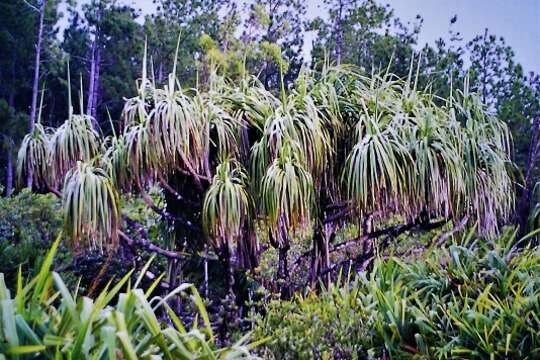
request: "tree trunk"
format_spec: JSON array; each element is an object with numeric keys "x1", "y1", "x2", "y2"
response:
[
  {"x1": 481, "y1": 29, "x2": 489, "y2": 105},
  {"x1": 277, "y1": 246, "x2": 290, "y2": 298},
  {"x1": 168, "y1": 257, "x2": 182, "y2": 314},
  {"x1": 92, "y1": 46, "x2": 101, "y2": 124},
  {"x1": 27, "y1": 0, "x2": 48, "y2": 190},
  {"x1": 516, "y1": 115, "x2": 540, "y2": 233},
  {"x1": 29, "y1": 0, "x2": 47, "y2": 132},
  {"x1": 204, "y1": 244, "x2": 209, "y2": 298},
  {"x1": 220, "y1": 242, "x2": 235, "y2": 296},
  {"x1": 269, "y1": 216, "x2": 291, "y2": 298},
  {"x1": 8, "y1": 91, "x2": 15, "y2": 112},
  {"x1": 310, "y1": 192, "x2": 335, "y2": 287},
  {"x1": 158, "y1": 62, "x2": 164, "y2": 84},
  {"x1": 87, "y1": 35, "x2": 96, "y2": 115},
  {"x1": 87, "y1": 5, "x2": 102, "y2": 128},
  {"x1": 237, "y1": 222, "x2": 259, "y2": 270},
  {"x1": 6, "y1": 90, "x2": 15, "y2": 196},
  {"x1": 310, "y1": 223, "x2": 332, "y2": 287},
  {"x1": 5, "y1": 140, "x2": 13, "y2": 196},
  {"x1": 162, "y1": 173, "x2": 207, "y2": 305},
  {"x1": 335, "y1": 0, "x2": 344, "y2": 65}
]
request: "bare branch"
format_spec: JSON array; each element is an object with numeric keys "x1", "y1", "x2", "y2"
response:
[
  {"x1": 119, "y1": 230, "x2": 186, "y2": 260},
  {"x1": 158, "y1": 174, "x2": 198, "y2": 207},
  {"x1": 23, "y1": 0, "x2": 40, "y2": 12},
  {"x1": 176, "y1": 167, "x2": 211, "y2": 183},
  {"x1": 330, "y1": 219, "x2": 447, "y2": 254},
  {"x1": 47, "y1": 185, "x2": 62, "y2": 198},
  {"x1": 291, "y1": 217, "x2": 448, "y2": 274},
  {"x1": 323, "y1": 206, "x2": 353, "y2": 224},
  {"x1": 139, "y1": 190, "x2": 201, "y2": 232},
  {"x1": 433, "y1": 216, "x2": 469, "y2": 247},
  {"x1": 303, "y1": 218, "x2": 450, "y2": 286}
]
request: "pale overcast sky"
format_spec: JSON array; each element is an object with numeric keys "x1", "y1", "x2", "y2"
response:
[
  {"x1": 386, "y1": 0, "x2": 539, "y2": 73},
  {"x1": 68, "y1": 0, "x2": 540, "y2": 73}
]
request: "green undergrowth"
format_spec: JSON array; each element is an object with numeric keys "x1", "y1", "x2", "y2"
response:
[
  {"x1": 0, "y1": 236, "x2": 263, "y2": 359},
  {"x1": 255, "y1": 228, "x2": 540, "y2": 359}
]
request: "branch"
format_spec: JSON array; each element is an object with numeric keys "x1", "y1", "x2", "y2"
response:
[
  {"x1": 324, "y1": 201, "x2": 351, "y2": 211},
  {"x1": 120, "y1": 218, "x2": 217, "y2": 264},
  {"x1": 304, "y1": 220, "x2": 448, "y2": 286},
  {"x1": 118, "y1": 230, "x2": 186, "y2": 260},
  {"x1": 47, "y1": 180, "x2": 200, "y2": 240},
  {"x1": 47, "y1": 185, "x2": 62, "y2": 198},
  {"x1": 116, "y1": 236, "x2": 172, "y2": 291},
  {"x1": 291, "y1": 217, "x2": 447, "y2": 273},
  {"x1": 176, "y1": 167, "x2": 211, "y2": 183},
  {"x1": 158, "y1": 174, "x2": 198, "y2": 207},
  {"x1": 139, "y1": 190, "x2": 201, "y2": 232},
  {"x1": 331, "y1": 218, "x2": 447, "y2": 254},
  {"x1": 312, "y1": 258, "x2": 356, "y2": 284},
  {"x1": 305, "y1": 218, "x2": 451, "y2": 286},
  {"x1": 144, "y1": 270, "x2": 170, "y2": 289},
  {"x1": 432, "y1": 216, "x2": 469, "y2": 247},
  {"x1": 323, "y1": 206, "x2": 353, "y2": 224},
  {"x1": 23, "y1": 0, "x2": 40, "y2": 12},
  {"x1": 175, "y1": 152, "x2": 211, "y2": 190},
  {"x1": 45, "y1": 181, "x2": 202, "y2": 258},
  {"x1": 123, "y1": 216, "x2": 149, "y2": 239}
]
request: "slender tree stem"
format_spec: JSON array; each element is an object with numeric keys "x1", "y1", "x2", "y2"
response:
[
  {"x1": 29, "y1": 0, "x2": 47, "y2": 132},
  {"x1": 515, "y1": 115, "x2": 540, "y2": 234},
  {"x1": 27, "y1": 0, "x2": 48, "y2": 189},
  {"x1": 5, "y1": 140, "x2": 13, "y2": 196}
]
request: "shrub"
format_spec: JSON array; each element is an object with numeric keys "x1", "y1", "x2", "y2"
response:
[
  {"x1": 255, "y1": 229, "x2": 540, "y2": 359},
  {"x1": 0, "y1": 236, "x2": 261, "y2": 359},
  {"x1": 254, "y1": 275, "x2": 371, "y2": 359},
  {"x1": 0, "y1": 190, "x2": 64, "y2": 285}
]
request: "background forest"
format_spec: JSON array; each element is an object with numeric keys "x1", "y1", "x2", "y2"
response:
[{"x1": 0, "y1": 0, "x2": 540, "y2": 358}]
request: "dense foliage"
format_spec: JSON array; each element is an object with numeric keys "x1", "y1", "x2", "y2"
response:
[
  {"x1": 0, "y1": 190, "x2": 63, "y2": 285},
  {"x1": 255, "y1": 229, "x2": 540, "y2": 359},
  {"x1": 15, "y1": 59, "x2": 516, "y2": 293},
  {"x1": 0, "y1": 236, "x2": 260, "y2": 359}
]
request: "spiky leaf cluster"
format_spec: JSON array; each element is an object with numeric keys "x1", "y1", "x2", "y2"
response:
[{"x1": 17, "y1": 60, "x2": 514, "y2": 251}]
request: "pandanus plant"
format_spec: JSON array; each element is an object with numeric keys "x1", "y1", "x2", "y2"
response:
[
  {"x1": 16, "y1": 88, "x2": 54, "y2": 189},
  {"x1": 17, "y1": 45, "x2": 514, "y2": 301},
  {"x1": 17, "y1": 74, "x2": 110, "y2": 253},
  {"x1": 16, "y1": 122, "x2": 51, "y2": 189},
  {"x1": 261, "y1": 142, "x2": 314, "y2": 289},
  {"x1": 62, "y1": 162, "x2": 120, "y2": 252},
  {"x1": 202, "y1": 159, "x2": 253, "y2": 295}
]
